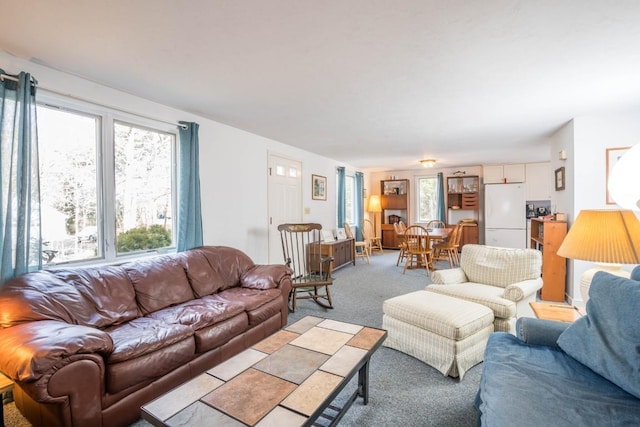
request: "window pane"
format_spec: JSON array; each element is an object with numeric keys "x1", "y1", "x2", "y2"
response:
[
  {"x1": 418, "y1": 177, "x2": 438, "y2": 222},
  {"x1": 114, "y1": 122, "x2": 174, "y2": 254},
  {"x1": 38, "y1": 105, "x2": 100, "y2": 264},
  {"x1": 345, "y1": 176, "x2": 355, "y2": 224}
]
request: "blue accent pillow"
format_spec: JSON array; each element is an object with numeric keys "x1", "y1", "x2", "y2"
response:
[
  {"x1": 631, "y1": 265, "x2": 640, "y2": 281},
  {"x1": 557, "y1": 271, "x2": 640, "y2": 399}
]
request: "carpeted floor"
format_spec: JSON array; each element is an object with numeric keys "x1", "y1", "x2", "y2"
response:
[{"x1": 4, "y1": 251, "x2": 482, "y2": 426}]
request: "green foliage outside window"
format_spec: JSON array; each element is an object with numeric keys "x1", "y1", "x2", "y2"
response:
[{"x1": 117, "y1": 225, "x2": 172, "y2": 253}]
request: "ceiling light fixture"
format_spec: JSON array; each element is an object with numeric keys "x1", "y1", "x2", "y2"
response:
[{"x1": 420, "y1": 159, "x2": 436, "y2": 168}]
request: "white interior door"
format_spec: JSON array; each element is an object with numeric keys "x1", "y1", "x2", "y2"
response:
[{"x1": 268, "y1": 154, "x2": 302, "y2": 263}]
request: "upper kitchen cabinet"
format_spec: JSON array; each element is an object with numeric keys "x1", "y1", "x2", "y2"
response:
[
  {"x1": 483, "y1": 164, "x2": 525, "y2": 184},
  {"x1": 525, "y1": 162, "x2": 551, "y2": 200}
]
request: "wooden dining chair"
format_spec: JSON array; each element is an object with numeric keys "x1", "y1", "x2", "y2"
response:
[
  {"x1": 402, "y1": 225, "x2": 434, "y2": 277},
  {"x1": 278, "y1": 223, "x2": 334, "y2": 312},
  {"x1": 362, "y1": 219, "x2": 384, "y2": 254},
  {"x1": 426, "y1": 219, "x2": 447, "y2": 246},
  {"x1": 393, "y1": 222, "x2": 407, "y2": 266},
  {"x1": 433, "y1": 223, "x2": 463, "y2": 268},
  {"x1": 344, "y1": 222, "x2": 370, "y2": 264}
]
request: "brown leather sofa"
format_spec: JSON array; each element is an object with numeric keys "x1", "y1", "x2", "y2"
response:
[{"x1": 0, "y1": 246, "x2": 292, "y2": 427}]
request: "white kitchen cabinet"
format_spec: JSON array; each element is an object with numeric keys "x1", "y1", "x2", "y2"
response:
[
  {"x1": 483, "y1": 164, "x2": 525, "y2": 184},
  {"x1": 525, "y1": 162, "x2": 551, "y2": 200}
]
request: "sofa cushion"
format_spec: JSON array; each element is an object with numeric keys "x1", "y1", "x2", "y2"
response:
[
  {"x1": 0, "y1": 271, "x2": 91, "y2": 327},
  {"x1": 148, "y1": 298, "x2": 245, "y2": 331},
  {"x1": 208, "y1": 287, "x2": 281, "y2": 311},
  {"x1": 477, "y1": 332, "x2": 640, "y2": 426},
  {"x1": 194, "y1": 313, "x2": 248, "y2": 353},
  {"x1": 106, "y1": 337, "x2": 195, "y2": 394},
  {"x1": 241, "y1": 264, "x2": 290, "y2": 290},
  {"x1": 197, "y1": 246, "x2": 255, "y2": 291},
  {"x1": 124, "y1": 256, "x2": 195, "y2": 314},
  {"x1": 425, "y1": 283, "x2": 516, "y2": 319},
  {"x1": 175, "y1": 249, "x2": 226, "y2": 297},
  {"x1": 104, "y1": 317, "x2": 194, "y2": 363},
  {"x1": 460, "y1": 244, "x2": 541, "y2": 288},
  {"x1": 557, "y1": 271, "x2": 640, "y2": 400},
  {"x1": 51, "y1": 266, "x2": 139, "y2": 328}
]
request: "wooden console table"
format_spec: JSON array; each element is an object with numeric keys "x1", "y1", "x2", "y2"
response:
[{"x1": 320, "y1": 238, "x2": 355, "y2": 272}]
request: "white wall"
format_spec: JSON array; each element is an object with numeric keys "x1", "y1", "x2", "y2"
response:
[
  {"x1": 1, "y1": 51, "x2": 354, "y2": 264},
  {"x1": 550, "y1": 111, "x2": 640, "y2": 305}
]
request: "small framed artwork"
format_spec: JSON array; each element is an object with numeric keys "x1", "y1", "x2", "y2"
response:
[
  {"x1": 321, "y1": 230, "x2": 335, "y2": 242},
  {"x1": 335, "y1": 228, "x2": 347, "y2": 240},
  {"x1": 312, "y1": 174, "x2": 327, "y2": 201},
  {"x1": 606, "y1": 146, "x2": 630, "y2": 204},
  {"x1": 555, "y1": 167, "x2": 565, "y2": 191}
]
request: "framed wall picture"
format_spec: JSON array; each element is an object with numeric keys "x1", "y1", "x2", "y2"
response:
[
  {"x1": 335, "y1": 228, "x2": 347, "y2": 240},
  {"x1": 606, "y1": 146, "x2": 630, "y2": 204},
  {"x1": 554, "y1": 167, "x2": 565, "y2": 191},
  {"x1": 312, "y1": 174, "x2": 327, "y2": 200}
]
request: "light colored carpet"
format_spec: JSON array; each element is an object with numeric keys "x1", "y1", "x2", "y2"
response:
[{"x1": 4, "y1": 251, "x2": 482, "y2": 426}]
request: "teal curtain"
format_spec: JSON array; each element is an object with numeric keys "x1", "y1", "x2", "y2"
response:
[
  {"x1": 177, "y1": 121, "x2": 203, "y2": 251},
  {"x1": 436, "y1": 172, "x2": 446, "y2": 223},
  {"x1": 354, "y1": 171, "x2": 364, "y2": 241},
  {"x1": 337, "y1": 167, "x2": 345, "y2": 229},
  {"x1": 0, "y1": 70, "x2": 41, "y2": 284},
  {"x1": 336, "y1": 166, "x2": 347, "y2": 234}
]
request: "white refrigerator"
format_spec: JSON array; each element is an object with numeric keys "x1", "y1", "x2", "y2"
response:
[{"x1": 484, "y1": 183, "x2": 527, "y2": 249}]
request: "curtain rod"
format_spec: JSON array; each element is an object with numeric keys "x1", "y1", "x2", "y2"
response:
[
  {"x1": 40, "y1": 87, "x2": 189, "y2": 130},
  {"x1": 0, "y1": 72, "x2": 37, "y2": 85},
  {"x1": 2, "y1": 72, "x2": 188, "y2": 130}
]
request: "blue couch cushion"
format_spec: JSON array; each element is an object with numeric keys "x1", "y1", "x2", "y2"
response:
[
  {"x1": 557, "y1": 271, "x2": 640, "y2": 400},
  {"x1": 477, "y1": 333, "x2": 640, "y2": 426}
]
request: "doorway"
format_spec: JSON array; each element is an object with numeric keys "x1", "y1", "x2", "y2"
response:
[{"x1": 268, "y1": 154, "x2": 302, "y2": 263}]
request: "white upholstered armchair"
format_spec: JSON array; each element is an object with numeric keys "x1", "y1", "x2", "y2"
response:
[{"x1": 428, "y1": 244, "x2": 543, "y2": 333}]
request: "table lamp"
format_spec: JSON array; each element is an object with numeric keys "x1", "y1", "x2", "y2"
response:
[
  {"x1": 557, "y1": 210, "x2": 640, "y2": 302},
  {"x1": 367, "y1": 195, "x2": 382, "y2": 236}
]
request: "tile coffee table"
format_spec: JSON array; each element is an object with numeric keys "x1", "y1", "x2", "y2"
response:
[{"x1": 141, "y1": 316, "x2": 387, "y2": 426}]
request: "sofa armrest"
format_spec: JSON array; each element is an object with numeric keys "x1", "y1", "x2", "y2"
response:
[
  {"x1": 502, "y1": 278, "x2": 543, "y2": 302},
  {"x1": 516, "y1": 317, "x2": 570, "y2": 348},
  {"x1": 0, "y1": 320, "x2": 113, "y2": 382},
  {"x1": 431, "y1": 268, "x2": 468, "y2": 285},
  {"x1": 240, "y1": 264, "x2": 292, "y2": 290}
]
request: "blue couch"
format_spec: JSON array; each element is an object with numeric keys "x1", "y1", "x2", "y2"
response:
[{"x1": 476, "y1": 267, "x2": 640, "y2": 427}]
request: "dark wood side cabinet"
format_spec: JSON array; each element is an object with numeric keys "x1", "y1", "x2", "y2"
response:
[{"x1": 318, "y1": 238, "x2": 355, "y2": 272}]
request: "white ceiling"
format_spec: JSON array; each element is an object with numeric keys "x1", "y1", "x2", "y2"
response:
[{"x1": 2, "y1": 1, "x2": 640, "y2": 171}]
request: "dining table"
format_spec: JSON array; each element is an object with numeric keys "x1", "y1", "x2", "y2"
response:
[{"x1": 401, "y1": 226, "x2": 453, "y2": 271}]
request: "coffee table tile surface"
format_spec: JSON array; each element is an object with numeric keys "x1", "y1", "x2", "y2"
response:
[
  {"x1": 253, "y1": 344, "x2": 329, "y2": 384},
  {"x1": 284, "y1": 315, "x2": 324, "y2": 334},
  {"x1": 202, "y1": 368, "x2": 297, "y2": 425},
  {"x1": 165, "y1": 401, "x2": 243, "y2": 427},
  {"x1": 348, "y1": 327, "x2": 387, "y2": 350},
  {"x1": 289, "y1": 326, "x2": 354, "y2": 355},
  {"x1": 280, "y1": 370, "x2": 343, "y2": 416},
  {"x1": 207, "y1": 348, "x2": 268, "y2": 381},
  {"x1": 317, "y1": 318, "x2": 364, "y2": 335},
  {"x1": 142, "y1": 373, "x2": 223, "y2": 421},
  {"x1": 141, "y1": 316, "x2": 387, "y2": 427},
  {"x1": 320, "y1": 345, "x2": 368, "y2": 377},
  {"x1": 254, "y1": 406, "x2": 307, "y2": 427},
  {"x1": 252, "y1": 329, "x2": 300, "y2": 354}
]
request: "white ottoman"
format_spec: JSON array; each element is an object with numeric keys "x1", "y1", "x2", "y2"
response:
[{"x1": 382, "y1": 291, "x2": 494, "y2": 379}]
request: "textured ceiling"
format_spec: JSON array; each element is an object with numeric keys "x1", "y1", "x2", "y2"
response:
[{"x1": 2, "y1": 1, "x2": 640, "y2": 170}]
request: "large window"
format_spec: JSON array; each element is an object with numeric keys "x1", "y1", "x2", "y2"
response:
[
  {"x1": 37, "y1": 96, "x2": 176, "y2": 265},
  {"x1": 344, "y1": 175, "x2": 355, "y2": 225},
  {"x1": 417, "y1": 176, "x2": 438, "y2": 222}
]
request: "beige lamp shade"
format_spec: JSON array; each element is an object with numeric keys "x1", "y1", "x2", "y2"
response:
[
  {"x1": 557, "y1": 210, "x2": 640, "y2": 264},
  {"x1": 557, "y1": 210, "x2": 640, "y2": 302},
  {"x1": 368, "y1": 195, "x2": 382, "y2": 213}
]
